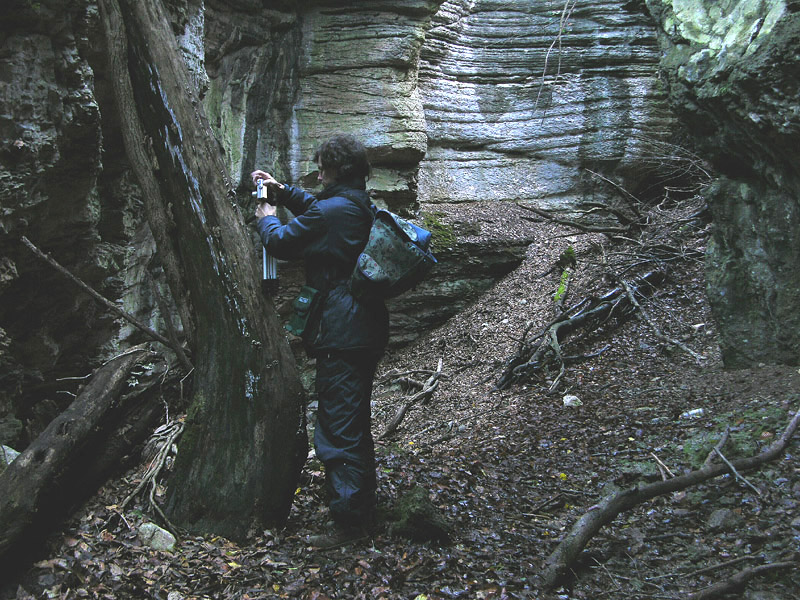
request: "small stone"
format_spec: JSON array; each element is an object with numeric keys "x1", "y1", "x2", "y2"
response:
[
  {"x1": 707, "y1": 508, "x2": 743, "y2": 532},
  {"x1": 138, "y1": 522, "x2": 177, "y2": 552}
]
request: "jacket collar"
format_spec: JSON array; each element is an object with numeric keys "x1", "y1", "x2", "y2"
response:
[{"x1": 317, "y1": 180, "x2": 367, "y2": 200}]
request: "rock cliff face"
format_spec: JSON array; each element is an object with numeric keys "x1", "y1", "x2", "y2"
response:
[
  {"x1": 1, "y1": 0, "x2": 798, "y2": 445},
  {"x1": 418, "y1": 0, "x2": 675, "y2": 208},
  {"x1": 645, "y1": 0, "x2": 800, "y2": 366},
  {"x1": 204, "y1": 0, "x2": 677, "y2": 351}
]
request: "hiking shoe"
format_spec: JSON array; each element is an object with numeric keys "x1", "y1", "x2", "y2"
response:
[{"x1": 307, "y1": 523, "x2": 369, "y2": 549}]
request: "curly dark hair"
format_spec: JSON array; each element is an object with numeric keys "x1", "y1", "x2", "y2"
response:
[{"x1": 313, "y1": 134, "x2": 371, "y2": 183}]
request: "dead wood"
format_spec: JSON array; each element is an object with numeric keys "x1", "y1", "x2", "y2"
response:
[
  {"x1": 496, "y1": 271, "x2": 664, "y2": 391},
  {"x1": 622, "y1": 278, "x2": 705, "y2": 362},
  {"x1": 0, "y1": 347, "x2": 166, "y2": 572},
  {"x1": 378, "y1": 359, "x2": 443, "y2": 440},
  {"x1": 541, "y1": 407, "x2": 800, "y2": 588},
  {"x1": 686, "y1": 560, "x2": 797, "y2": 599},
  {"x1": 515, "y1": 203, "x2": 629, "y2": 235}
]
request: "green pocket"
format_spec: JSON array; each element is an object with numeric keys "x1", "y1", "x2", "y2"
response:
[{"x1": 285, "y1": 285, "x2": 319, "y2": 337}]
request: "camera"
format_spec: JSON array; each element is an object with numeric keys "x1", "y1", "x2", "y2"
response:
[{"x1": 252, "y1": 178, "x2": 279, "y2": 205}]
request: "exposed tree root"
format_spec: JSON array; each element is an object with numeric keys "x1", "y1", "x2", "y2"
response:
[
  {"x1": 541, "y1": 407, "x2": 800, "y2": 589},
  {"x1": 496, "y1": 271, "x2": 665, "y2": 391},
  {"x1": 121, "y1": 418, "x2": 185, "y2": 535}
]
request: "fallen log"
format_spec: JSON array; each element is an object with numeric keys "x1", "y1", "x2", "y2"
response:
[
  {"x1": 0, "y1": 346, "x2": 166, "y2": 576},
  {"x1": 541, "y1": 407, "x2": 800, "y2": 588}
]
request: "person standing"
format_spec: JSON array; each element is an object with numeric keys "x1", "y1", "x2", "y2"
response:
[{"x1": 251, "y1": 134, "x2": 389, "y2": 547}]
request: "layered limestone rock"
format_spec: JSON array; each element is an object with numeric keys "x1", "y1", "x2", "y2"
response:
[
  {"x1": 208, "y1": 0, "x2": 678, "y2": 349},
  {"x1": 645, "y1": 0, "x2": 800, "y2": 366},
  {"x1": 1, "y1": 1, "x2": 117, "y2": 440},
  {"x1": 418, "y1": 0, "x2": 676, "y2": 208}
]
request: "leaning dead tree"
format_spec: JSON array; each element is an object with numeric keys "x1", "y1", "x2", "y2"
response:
[
  {"x1": 541, "y1": 407, "x2": 800, "y2": 589},
  {"x1": 0, "y1": 348, "x2": 167, "y2": 575},
  {"x1": 99, "y1": 0, "x2": 306, "y2": 542}
]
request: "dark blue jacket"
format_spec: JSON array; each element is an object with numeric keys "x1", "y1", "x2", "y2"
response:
[{"x1": 256, "y1": 182, "x2": 389, "y2": 354}]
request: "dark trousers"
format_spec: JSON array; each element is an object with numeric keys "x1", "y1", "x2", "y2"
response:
[{"x1": 314, "y1": 351, "x2": 379, "y2": 526}]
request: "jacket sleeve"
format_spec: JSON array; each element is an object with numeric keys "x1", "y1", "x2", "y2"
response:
[
  {"x1": 277, "y1": 185, "x2": 317, "y2": 217},
  {"x1": 256, "y1": 203, "x2": 326, "y2": 260}
]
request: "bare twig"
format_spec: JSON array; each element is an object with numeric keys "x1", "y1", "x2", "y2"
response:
[
  {"x1": 21, "y1": 236, "x2": 193, "y2": 370},
  {"x1": 713, "y1": 448, "x2": 762, "y2": 496},
  {"x1": 534, "y1": 0, "x2": 579, "y2": 116},
  {"x1": 649, "y1": 452, "x2": 675, "y2": 479},
  {"x1": 703, "y1": 427, "x2": 730, "y2": 468},
  {"x1": 378, "y1": 359, "x2": 443, "y2": 440},
  {"x1": 584, "y1": 169, "x2": 642, "y2": 218},
  {"x1": 621, "y1": 279, "x2": 705, "y2": 363}
]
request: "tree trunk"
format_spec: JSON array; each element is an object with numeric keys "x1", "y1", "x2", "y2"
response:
[
  {"x1": 0, "y1": 348, "x2": 162, "y2": 576},
  {"x1": 99, "y1": 0, "x2": 307, "y2": 542}
]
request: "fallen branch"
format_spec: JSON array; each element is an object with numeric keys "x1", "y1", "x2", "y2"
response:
[
  {"x1": 687, "y1": 560, "x2": 797, "y2": 599},
  {"x1": 0, "y1": 347, "x2": 164, "y2": 574},
  {"x1": 541, "y1": 407, "x2": 800, "y2": 588},
  {"x1": 622, "y1": 279, "x2": 705, "y2": 363},
  {"x1": 21, "y1": 236, "x2": 193, "y2": 371},
  {"x1": 496, "y1": 272, "x2": 664, "y2": 390},
  {"x1": 515, "y1": 203, "x2": 629, "y2": 235},
  {"x1": 378, "y1": 359, "x2": 443, "y2": 440}
]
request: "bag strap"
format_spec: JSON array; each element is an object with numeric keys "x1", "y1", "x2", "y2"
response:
[{"x1": 337, "y1": 189, "x2": 376, "y2": 223}]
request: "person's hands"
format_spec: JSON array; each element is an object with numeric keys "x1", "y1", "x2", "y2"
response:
[
  {"x1": 251, "y1": 170, "x2": 283, "y2": 219},
  {"x1": 255, "y1": 201, "x2": 277, "y2": 219},
  {"x1": 250, "y1": 170, "x2": 283, "y2": 190}
]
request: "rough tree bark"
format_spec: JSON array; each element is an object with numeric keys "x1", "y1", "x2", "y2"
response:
[
  {"x1": 99, "y1": 0, "x2": 306, "y2": 542},
  {"x1": 0, "y1": 348, "x2": 164, "y2": 577}
]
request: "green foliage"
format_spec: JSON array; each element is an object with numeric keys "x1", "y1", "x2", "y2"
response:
[
  {"x1": 556, "y1": 246, "x2": 576, "y2": 269},
  {"x1": 421, "y1": 211, "x2": 457, "y2": 250},
  {"x1": 553, "y1": 268, "x2": 571, "y2": 302}
]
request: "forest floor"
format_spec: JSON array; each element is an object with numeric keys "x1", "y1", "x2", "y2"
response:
[{"x1": 5, "y1": 200, "x2": 800, "y2": 600}]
